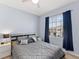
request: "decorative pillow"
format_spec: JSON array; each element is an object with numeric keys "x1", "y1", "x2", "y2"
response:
[
  {"x1": 28, "y1": 37, "x2": 35, "y2": 43},
  {"x1": 20, "y1": 39, "x2": 28, "y2": 45},
  {"x1": 31, "y1": 36, "x2": 37, "y2": 42},
  {"x1": 37, "y1": 37, "x2": 42, "y2": 41}
]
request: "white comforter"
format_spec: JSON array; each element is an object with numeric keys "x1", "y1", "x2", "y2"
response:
[{"x1": 12, "y1": 41, "x2": 64, "y2": 59}]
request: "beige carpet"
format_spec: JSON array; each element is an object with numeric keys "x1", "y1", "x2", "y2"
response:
[
  {"x1": 2, "y1": 54, "x2": 79, "y2": 59},
  {"x1": 64, "y1": 53, "x2": 79, "y2": 59}
]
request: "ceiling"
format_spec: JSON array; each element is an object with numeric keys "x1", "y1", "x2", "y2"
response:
[{"x1": 0, "y1": 0, "x2": 78, "y2": 16}]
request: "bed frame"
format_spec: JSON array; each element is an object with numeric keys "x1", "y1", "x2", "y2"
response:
[{"x1": 11, "y1": 34, "x2": 65, "y2": 59}]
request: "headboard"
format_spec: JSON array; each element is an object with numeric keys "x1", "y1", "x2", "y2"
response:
[{"x1": 11, "y1": 34, "x2": 35, "y2": 41}]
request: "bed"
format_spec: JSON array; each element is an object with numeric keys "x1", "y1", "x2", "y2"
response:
[{"x1": 12, "y1": 41, "x2": 65, "y2": 59}]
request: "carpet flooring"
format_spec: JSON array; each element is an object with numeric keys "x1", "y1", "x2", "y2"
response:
[{"x1": 2, "y1": 53, "x2": 79, "y2": 59}]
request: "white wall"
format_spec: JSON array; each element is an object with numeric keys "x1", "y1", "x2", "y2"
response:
[
  {"x1": 39, "y1": 1, "x2": 79, "y2": 54},
  {"x1": 0, "y1": 4, "x2": 39, "y2": 35}
]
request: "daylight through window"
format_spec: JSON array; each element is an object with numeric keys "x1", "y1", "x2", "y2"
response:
[{"x1": 49, "y1": 14, "x2": 63, "y2": 38}]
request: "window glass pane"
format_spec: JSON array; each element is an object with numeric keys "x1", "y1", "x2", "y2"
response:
[
  {"x1": 56, "y1": 31, "x2": 60, "y2": 37},
  {"x1": 49, "y1": 23, "x2": 53, "y2": 28},
  {"x1": 57, "y1": 15, "x2": 63, "y2": 22},
  {"x1": 60, "y1": 22, "x2": 63, "y2": 25},
  {"x1": 57, "y1": 22, "x2": 61, "y2": 26},
  {"x1": 49, "y1": 18, "x2": 53, "y2": 23},
  {"x1": 49, "y1": 14, "x2": 63, "y2": 38},
  {"x1": 52, "y1": 17, "x2": 57, "y2": 22},
  {"x1": 53, "y1": 23, "x2": 56, "y2": 28},
  {"x1": 60, "y1": 27, "x2": 63, "y2": 33}
]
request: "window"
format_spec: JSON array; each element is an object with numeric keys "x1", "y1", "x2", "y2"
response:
[{"x1": 49, "y1": 14, "x2": 63, "y2": 38}]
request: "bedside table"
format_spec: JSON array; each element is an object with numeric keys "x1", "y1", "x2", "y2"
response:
[{"x1": 0, "y1": 38, "x2": 11, "y2": 58}]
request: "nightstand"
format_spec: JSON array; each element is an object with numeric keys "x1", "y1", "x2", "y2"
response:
[{"x1": 0, "y1": 38, "x2": 11, "y2": 58}]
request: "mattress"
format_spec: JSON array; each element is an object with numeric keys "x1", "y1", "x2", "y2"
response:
[{"x1": 12, "y1": 41, "x2": 64, "y2": 59}]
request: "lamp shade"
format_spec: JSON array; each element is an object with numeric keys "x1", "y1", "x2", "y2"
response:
[{"x1": 3, "y1": 34, "x2": 10, "y2": 38}]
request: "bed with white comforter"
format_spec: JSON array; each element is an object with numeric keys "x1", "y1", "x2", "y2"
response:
[{"x1": 12, "y1": 41, "x2": 65, "y2": 59}]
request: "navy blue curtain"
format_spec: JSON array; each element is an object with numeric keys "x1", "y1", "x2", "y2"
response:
[
  {"x1": 44, "y1": 17, "x2": 50, "y2": 43},
  {"x1": 63, "y1": 10, "x2": 74, "y2": 51}
]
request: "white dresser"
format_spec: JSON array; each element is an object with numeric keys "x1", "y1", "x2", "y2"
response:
[{"x1": 0, "y1": 38, "x2": 11, "y2": 58}]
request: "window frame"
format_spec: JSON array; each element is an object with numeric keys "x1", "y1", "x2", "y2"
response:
[{"x1": 49, "y1": 14, "x2": 63, "y2": 38}]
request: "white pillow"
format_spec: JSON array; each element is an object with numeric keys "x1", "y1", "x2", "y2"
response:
[
  {"x1": 37, "y1": 37, "x2": 42, "y2": 41},
  {"x1": 31, "y1": 36, "x2": 37, "y2": 42},
  {"x1": 20, "y1": 39, "x2": 28, "y2": 45}
]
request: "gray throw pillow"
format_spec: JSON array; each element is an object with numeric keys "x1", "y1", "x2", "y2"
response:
[{"x1": 28, "y1": 37, "x2": 35, "y2": 43}]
